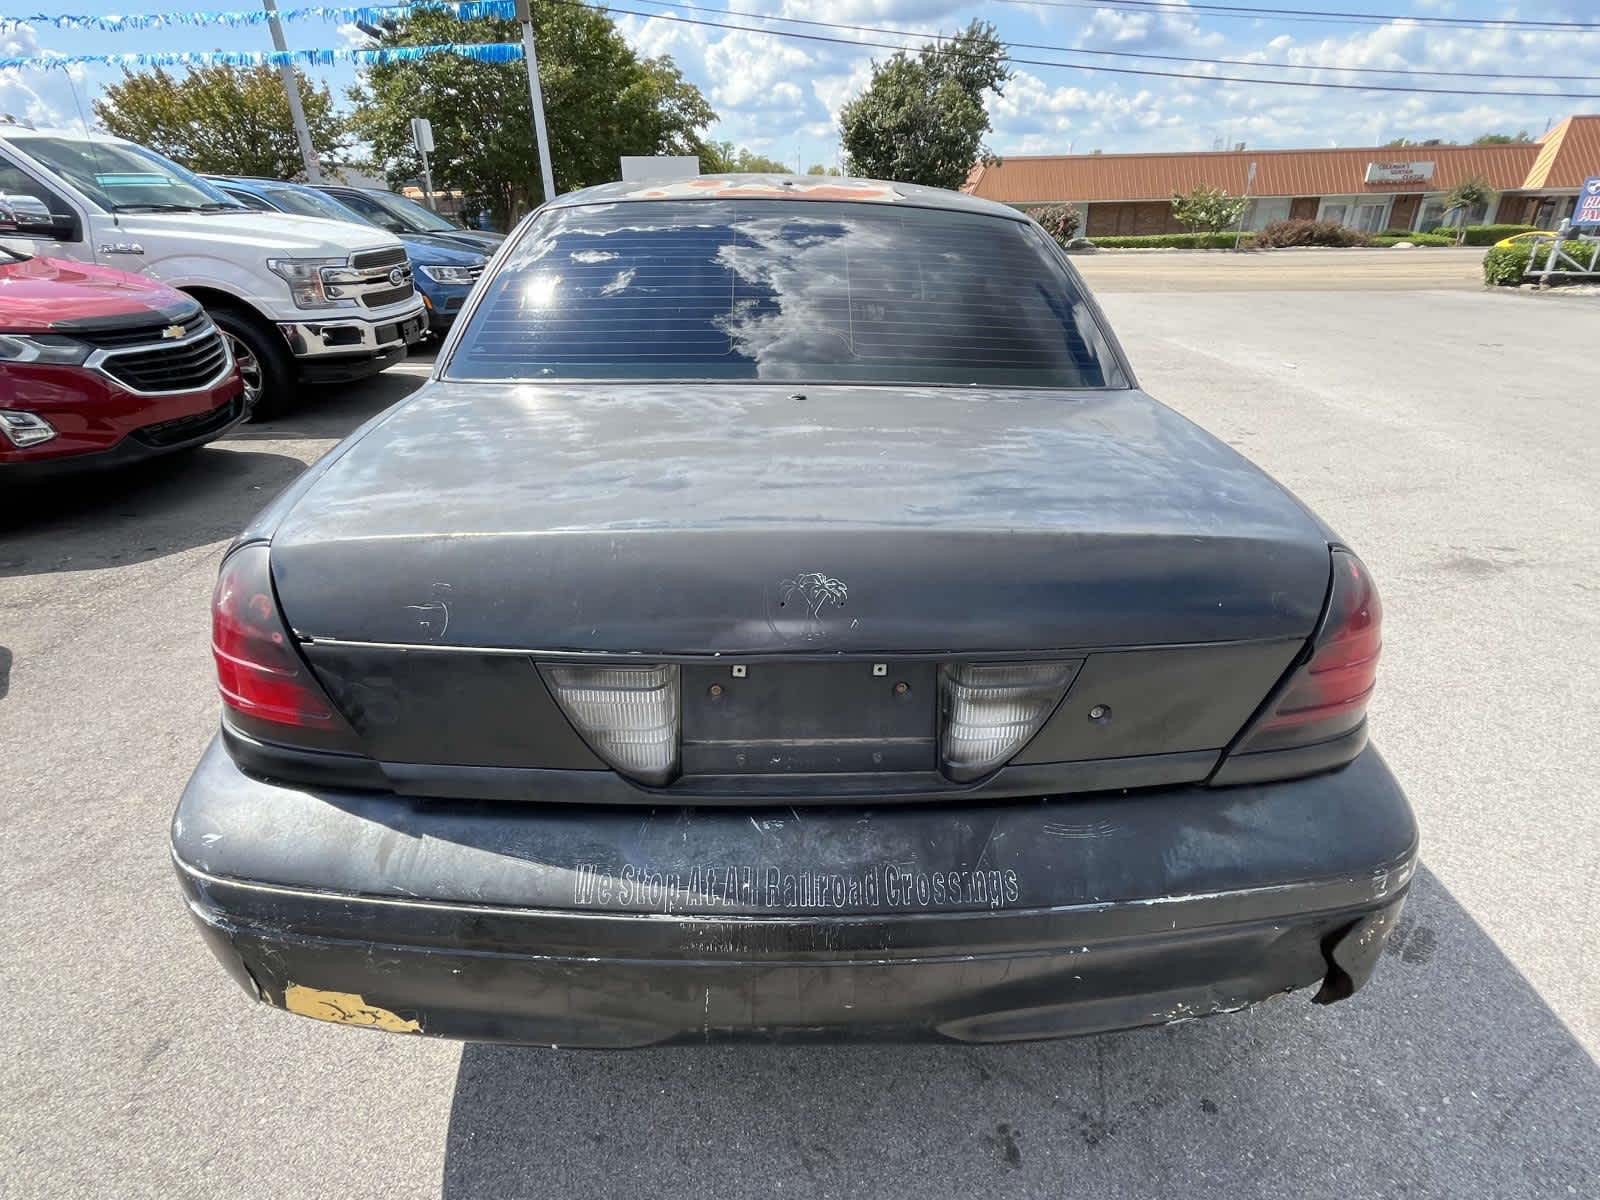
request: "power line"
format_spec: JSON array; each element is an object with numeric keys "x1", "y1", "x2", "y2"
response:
[
  {"x1": 980, "y1": 0, "x2": 1600, "y2": 34},
  {"x1": 610, "y1": 0, "x2": 1600, "y2": 83},
  {"x1": 580, "y1": 1, "x2": 1600, "y2": 99}
]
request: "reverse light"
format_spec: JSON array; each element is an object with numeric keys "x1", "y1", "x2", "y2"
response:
[
  {"x1": 266, "y1": 257, "x2": 358, "y2": 310},
  {"x1": 0, "y1": 410, "x2": 58, "y2": 448},
  {"x1": 1233, "y1": 549, "x2": 1381, "y2": 754},
  {"x1": 212, "y1": 543, "x2": 360, "y2": 751},
  {"x1": 939, "y1": 661, "x2": 1081, "y2": 782},
  {"x1": 541, "y1": 664, "x2": 680, "y2": 785}
]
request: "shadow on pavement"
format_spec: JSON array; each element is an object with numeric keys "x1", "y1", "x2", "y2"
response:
[
  {"x1": 0, "y1": 447, "x2": 309, "y2": 577},
  {"x1": 441, "y1": 865, "x2": 1597, "y2": 1199},
  {"x1": 223, "y1": 359, "x2": 431, "y2": 444},
  {"x1": 0, "y1": 360, "x2": 432, "y2": 577}
]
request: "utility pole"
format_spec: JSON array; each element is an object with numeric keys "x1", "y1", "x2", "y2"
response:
[
  {"x1": 262, "y1": 0, "x2": 322, "y2": 182},
  {"x1": 514, "y1": 0, "x2": 558, "y2": 206}
]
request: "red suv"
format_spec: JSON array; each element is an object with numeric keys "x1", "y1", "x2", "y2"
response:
[{"x1": 0, "y1": 244, "x2": 245, "y2": 479}]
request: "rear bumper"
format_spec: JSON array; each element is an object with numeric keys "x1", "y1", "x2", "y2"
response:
[{"x1": 173, "y1": 739, "x2": 1417, "y2": 1046}]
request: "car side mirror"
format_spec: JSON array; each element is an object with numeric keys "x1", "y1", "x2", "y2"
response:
[{"x1": 0, "y1": 193, "x2": 63, "y2": 237}]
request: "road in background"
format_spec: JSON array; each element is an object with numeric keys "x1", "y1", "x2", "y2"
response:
[{"x1": 3, "y1": 285, "x2": 1597, "y2": 1199}]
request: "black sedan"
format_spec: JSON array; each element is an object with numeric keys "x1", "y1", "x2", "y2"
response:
[{"x1": 173, "y1": 176, "x2": 1415, "y2": 1047}]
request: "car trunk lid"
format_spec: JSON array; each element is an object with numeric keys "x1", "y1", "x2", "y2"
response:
[{"x1": 269, "y1": 381, "x2": 1333, "y2": 654}]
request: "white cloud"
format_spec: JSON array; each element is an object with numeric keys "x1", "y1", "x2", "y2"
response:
[
  {"x1": 704, "y1": 30, "x2": 814, "y2": 110},
  {"x1": 0, "y1": 30, "x2": 96, "y2": 131},
  {"x1": 777, "y1": 0, "x2": 973, "y2": 25},
  {"x1": 336, "y1": 22, "x2": 375, "y2": 50},
  {"x1": 1074, "y1": 1, "x2": 1224, "y2": 52},
  {"x1": 989, "y1": 70, "x2": 1186, "y2": 153}
]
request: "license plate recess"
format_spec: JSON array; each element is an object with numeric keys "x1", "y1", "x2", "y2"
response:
[{"x1": 680, "y1": 661, "x2": 936, "y2": 774}]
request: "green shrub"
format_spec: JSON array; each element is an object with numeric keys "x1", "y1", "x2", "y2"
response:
[
  {"x1": 1458, "y1": 223, "x2": 1540, "y2": 246},
  {"x1": 1086, "y1": 232, "x2": 1250, "y2": 249},
  {"x1": 1256, "y1": 219, "x2": 1370, "y2": 248},
  {"x1": 1482, "y1": 239, "x2": 1600, "y2": 285},
  {"x1": 1377, "y1": 230, "x2": 1455, "y2": 245},
  {"x1": 1482, "y1": 245, "x2": 1531, "y2": 285},
  {"x1": 1370, "y1": 232, "x2": 1455, "y2": 247}
]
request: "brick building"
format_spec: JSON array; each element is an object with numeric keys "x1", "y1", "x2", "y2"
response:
[{"x1": 963, "y1": 114, "x2": 1600, "y2": 236}]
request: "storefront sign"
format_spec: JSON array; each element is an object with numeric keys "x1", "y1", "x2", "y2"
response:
[
  {"x1": 1576, "y1": 176, "x2": 1600, "y2": 226},
  {"x1": 1364, "y1": 161, "x2": 1436, "y2": 185}
]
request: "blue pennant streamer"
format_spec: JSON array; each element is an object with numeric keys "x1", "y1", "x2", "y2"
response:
[
  {"x1": 0, "y1": 40, "x2": 525, "y2": 70},
  {"x1": 0, "y1": 1, "x2": 518, "y2": 34}
]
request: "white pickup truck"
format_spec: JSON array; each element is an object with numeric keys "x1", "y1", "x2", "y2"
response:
[{"x1": 0, "y1": 123, "x2": 426, "y2": 415}]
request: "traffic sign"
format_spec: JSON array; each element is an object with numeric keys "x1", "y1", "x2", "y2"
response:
[{"x1": 1577, "y1": 176, "x2": 1600, "y2": 226}]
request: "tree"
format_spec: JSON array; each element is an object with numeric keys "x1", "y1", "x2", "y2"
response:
[
  {"x1": 349, "y1": 8, "x2": 714, "y2": 225},
  {"x1": 1474, "y1": 131, "x2": 1533, "y2": 144},
  {"x1": 1442, "y1": 175, "x2": 1493, "y2": 241},
  {"x1": 700, "y1": 141, "x2": 789, "y2": 174},
  {"x1": 1171, "y1": 185, "x2": 1247, "y2": 234},
  {"x1": 94, "y1": 65, "x2": 347, "y2": 178},
  {"x1": 806, "y1": 163, "x2": 841, "y2": 176},
  {"x1": 838, "y1": 21, "x2": 1009, "y2": 190},
  {"x1": 1029, "y1": 203, "x2": 1080, "y2": 246}
]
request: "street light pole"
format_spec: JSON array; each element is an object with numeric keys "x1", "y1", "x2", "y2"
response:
[
  {"x1": 1234, "y1": 160, "x2": 1257, "y2": 250},
  {"x1": 261, "y1": 0, "x2": 323, "y2": 182},
  {"x1": 514, "y1": 0, "x2": 557, "y2": 207}
]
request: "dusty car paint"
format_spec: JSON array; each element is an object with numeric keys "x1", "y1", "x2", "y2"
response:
[{"x1": 267, "y1": 382, "x2": 1332, "y2": 653}]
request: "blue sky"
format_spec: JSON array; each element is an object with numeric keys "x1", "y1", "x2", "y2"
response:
[{"x1": 5, "y1": 0, "x2": 1599, "y2": 172}]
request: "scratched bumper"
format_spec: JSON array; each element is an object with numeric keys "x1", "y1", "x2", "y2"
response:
[{"x1": 172, "y1": 737, "x2": 1416, "y2": 1046}]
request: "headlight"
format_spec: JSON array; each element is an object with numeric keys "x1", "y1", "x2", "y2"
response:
[
  {"x1": 417, "y1": 262, "x2": 483, "y2": 285},
  {"x1": 0, "y1": 332, "x2": 93, "y2": 366},
  {"x1": 266, "y1": 257, "x2": 357, "y2": 310}
]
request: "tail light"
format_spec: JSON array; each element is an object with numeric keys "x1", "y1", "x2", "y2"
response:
[
  {"x1": 541, "y1": 664, "x2": 680, "y2": 785},
  {"x1": 1233, "y1": 549, "x2": 1381, "y2": 754},
  {"x1": 939, "y1": 661, "x2": 1081, "y2": 782},
  {"x1": 212, "y1": 544, "x2": 360, "y2": 752}
]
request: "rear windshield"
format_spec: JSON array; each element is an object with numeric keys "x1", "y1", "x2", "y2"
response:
[{"x1": 445, "y1": 199, "x2": 1124, "y2": 388}]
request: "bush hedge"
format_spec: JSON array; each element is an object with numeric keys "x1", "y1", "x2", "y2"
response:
[
  {"x1": 1370, "y1": 232, "x2": 1455, "y2": 247},
  {"x1": 1456, "y1": 223, "x2": 1540, "y2": 246},
  {"x1": 1483, "y1": 239, "x2": 1600, "y2": 286},
  {"x1": 1256, "y1": 219, "x2": 1370, "y2": 248},
  {"x1": 1086, "y1": 232, "x2": 1251, "y2": 249}
]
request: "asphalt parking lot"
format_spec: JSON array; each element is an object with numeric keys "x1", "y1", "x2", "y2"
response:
[{"x1": 3, "y1": 260, "x2": 1597, "y2": 1198}]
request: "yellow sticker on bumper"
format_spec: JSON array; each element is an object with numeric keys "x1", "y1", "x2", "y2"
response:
[{"x1": 282, "y1": 984, "x2": 421, "y2": 1033}]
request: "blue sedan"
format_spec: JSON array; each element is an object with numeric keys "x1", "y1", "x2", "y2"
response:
[{"x1": 206, "y1": 175, "x2": 487, "y2": 334}]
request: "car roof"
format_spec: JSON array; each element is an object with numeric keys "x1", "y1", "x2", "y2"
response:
[{"x1": 548, "y1": 174, "x2": 1028, "y2": 222}]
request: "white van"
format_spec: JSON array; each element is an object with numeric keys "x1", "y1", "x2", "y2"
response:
[{"x1": 0, "y1": 123, "x2": 427, "y2": 415}]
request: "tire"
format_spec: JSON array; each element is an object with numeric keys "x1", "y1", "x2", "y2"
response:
[{"x1": 207, "y1": 305, "x2": 294, "y2": 420}]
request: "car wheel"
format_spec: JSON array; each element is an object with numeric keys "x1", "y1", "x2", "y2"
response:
[{"x1": 208, "y1": 306, "x2": 293, "y2": 420}]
